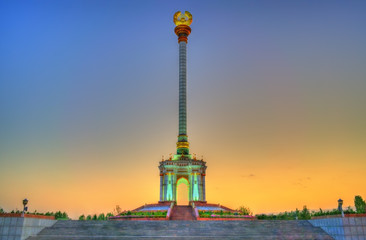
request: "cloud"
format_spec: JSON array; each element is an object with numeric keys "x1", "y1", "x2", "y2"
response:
[
  {"x1": 293, "y1": 177, "x2": 311, "y2": 188},
  {"x1": 241, "y1": 174, "x2": 255, "y2": 178}
]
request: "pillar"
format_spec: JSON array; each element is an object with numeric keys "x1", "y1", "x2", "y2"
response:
[
  {"x1": 178, "y1": 41, "x2": 187, "y2": 137},
  {"x1": 198, "y1": 173, "x2": 202, "y2": 201},
  {"x1": 164, "y1": 173, "x2": 168, "y2": 201},
  {"x1": 172, "y1": 173, "x2": 177, "y2": 202},
  {"x1": 193, "y1": 173, "x2": 199, "y2": 201},
  {"x1": 202, "y1": 174, "x2": 206, "y2": 202},
  {"x1": 160, "y1": 174, "x2": 163, "y2": 201},
  {"x1": 189, "y1": 173, "x2": 193, "y2": 201},
  {"x1": 174, "y1": 12, "x2": 192, "y2": 156}
]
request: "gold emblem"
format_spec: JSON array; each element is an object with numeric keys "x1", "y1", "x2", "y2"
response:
[{"x1": 173, "y1": 11, "x2": 192, "y2": 26}]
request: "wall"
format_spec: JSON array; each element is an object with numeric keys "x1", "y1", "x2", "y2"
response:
[
  {"x1": 0, "y1": 217, "x2": 57, "y2": 240},
  {"x1": 309, "y1": 217, "x2": 366, "y2": 240}
]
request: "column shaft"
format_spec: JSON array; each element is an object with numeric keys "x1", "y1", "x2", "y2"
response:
[
  {"x1": 198, "y1": 174, "x2": 202, "y2": 201},
  {"x1": 189, "y1": 174, "x2": 193, "y2": 201},
  {"x1": 160, "y1": 175, "x2": 163, "y2": 201},
  {"x1": 202, "y1": 175, "x2": 206, "y2": 201},
  {"x1": 164, "y1": 174, "x2": 168, "y2": 201},
  {"x1": 172, "y1": 174, "x2": 177, "y2": 201},
  {"x1": 179, "y1": 41, "x2": 187, "y2": 136}
]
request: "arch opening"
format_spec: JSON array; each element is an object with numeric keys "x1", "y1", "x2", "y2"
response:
[{"x1": 176, "y1": 177, "x2": 189, "y2": 205}]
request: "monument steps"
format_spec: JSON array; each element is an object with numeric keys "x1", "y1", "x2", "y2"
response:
[
  {"x1": 27, "y1": 220, "x2": 333, "y2": 239},
  {"x1": 170, "y1": 205, "x2": 196, "y2": 220}
]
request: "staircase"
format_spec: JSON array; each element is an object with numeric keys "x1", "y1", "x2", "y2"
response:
[
  {"x1": 27, "y1": 220, "x2": 334, "y2": 240},
  {"x1": 169, "y1": 205, "x2": 196, "y2": 220}
]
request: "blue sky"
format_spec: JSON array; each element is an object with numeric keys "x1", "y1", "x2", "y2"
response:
[{"x1": 1, "y1": 0, "x2": 366, "y2": 218}]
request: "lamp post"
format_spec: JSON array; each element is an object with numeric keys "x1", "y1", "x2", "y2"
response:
[
  {"x1": 338, "y1": 198, "x2": 344, "y2": 217},
  {"x1": 22, "y1": 198, "x2": 28, "y2": 217}
]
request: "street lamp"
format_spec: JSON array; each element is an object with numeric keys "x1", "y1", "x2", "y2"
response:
[
  {"x1": 22, "y1": 198, "x2": 28, "y2": 217},
  {"x1": 338, "y1": 198, "x2": 344, "y2": 217}
]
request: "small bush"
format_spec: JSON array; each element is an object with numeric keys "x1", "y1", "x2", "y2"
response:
[
  {"x1": 238, "y1": 206, "x2": 252, "y2": 216},
  {"x1": 344, "y1": 206, "x2": 356, "y2": 214}
]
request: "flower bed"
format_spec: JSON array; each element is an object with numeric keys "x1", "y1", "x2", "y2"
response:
[
  {"x1": 109, "y1": 215, "x2": 168, "y2": 220},
  {"x1": 109, "y1": 210, "x2": 168, "y2": 220},
  {"x1": 198, "y1": 210, "x2": 255, "y2": 220}
]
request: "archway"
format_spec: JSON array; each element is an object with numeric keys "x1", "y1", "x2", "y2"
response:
[{"x1": 176, "y1": 177, "x2": 189, "y2": 205}]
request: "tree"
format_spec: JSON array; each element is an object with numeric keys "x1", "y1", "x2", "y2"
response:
[
  {"x1": 299, "y1": 206, "x2": 311, "y2": 220},
  {"x1": 79, "y1": 214, "x2": 85, "y2": 221},
  {"x1": 62, "y1": 212, "x2": 68, "y2": 219},
  {"x1": 55, "y1": 211, "x2": 62, "y2": 219},
  {"x1": 354, "y1": 195, "x2": 366, "y2": 213},
  {"x1": 86, "y1": 215, "x2": 92, "y2": 220},
  {"x1": 0, "y1": 207, "x2": 4, "y2": 213},
  {"x1": 237, "y1": 206, "x2": 252, "y2": 215},
  {"x1": 92, "y1": 214, "x2": 97, "y2": 220},
  {"x1": 97, "y1": 213, "x2": 105, "y2": 220},
  {"x1": 114, "y1": 205, "x2": 122, "y2": 215},
  {"x1": 106, "y1": 213, "x2": 114, "y2": 219}
]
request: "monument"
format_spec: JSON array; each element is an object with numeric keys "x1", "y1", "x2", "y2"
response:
[
  {"x1": 158, "y1": 11, "x2": 207, "y2": 204},
  {"x1": 129, "y1": 11, "x2": 235, "y2": 219}
]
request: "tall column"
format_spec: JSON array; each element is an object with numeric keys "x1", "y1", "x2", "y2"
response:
[
  {"x1": 179, "y1": 41, "x2": 187, "y2": 137},
  {"x1": 174, "y1": 11, "x2": 192, "y2": 156}
]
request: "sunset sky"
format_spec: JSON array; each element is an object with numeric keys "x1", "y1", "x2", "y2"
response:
[{"x1": 1, "y1": 0, "x2": 365, "y2": 219}]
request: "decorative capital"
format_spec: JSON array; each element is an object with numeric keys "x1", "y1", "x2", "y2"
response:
[
  {"x1": 173, "y1": 11, "x2": 192, "y2": 26},
  {"x1": 174, "y1": 25, "x2": 191, "y2": 43},
  {"x1": 174, "y1": 11, "x2": 192, "y2": 43}
]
